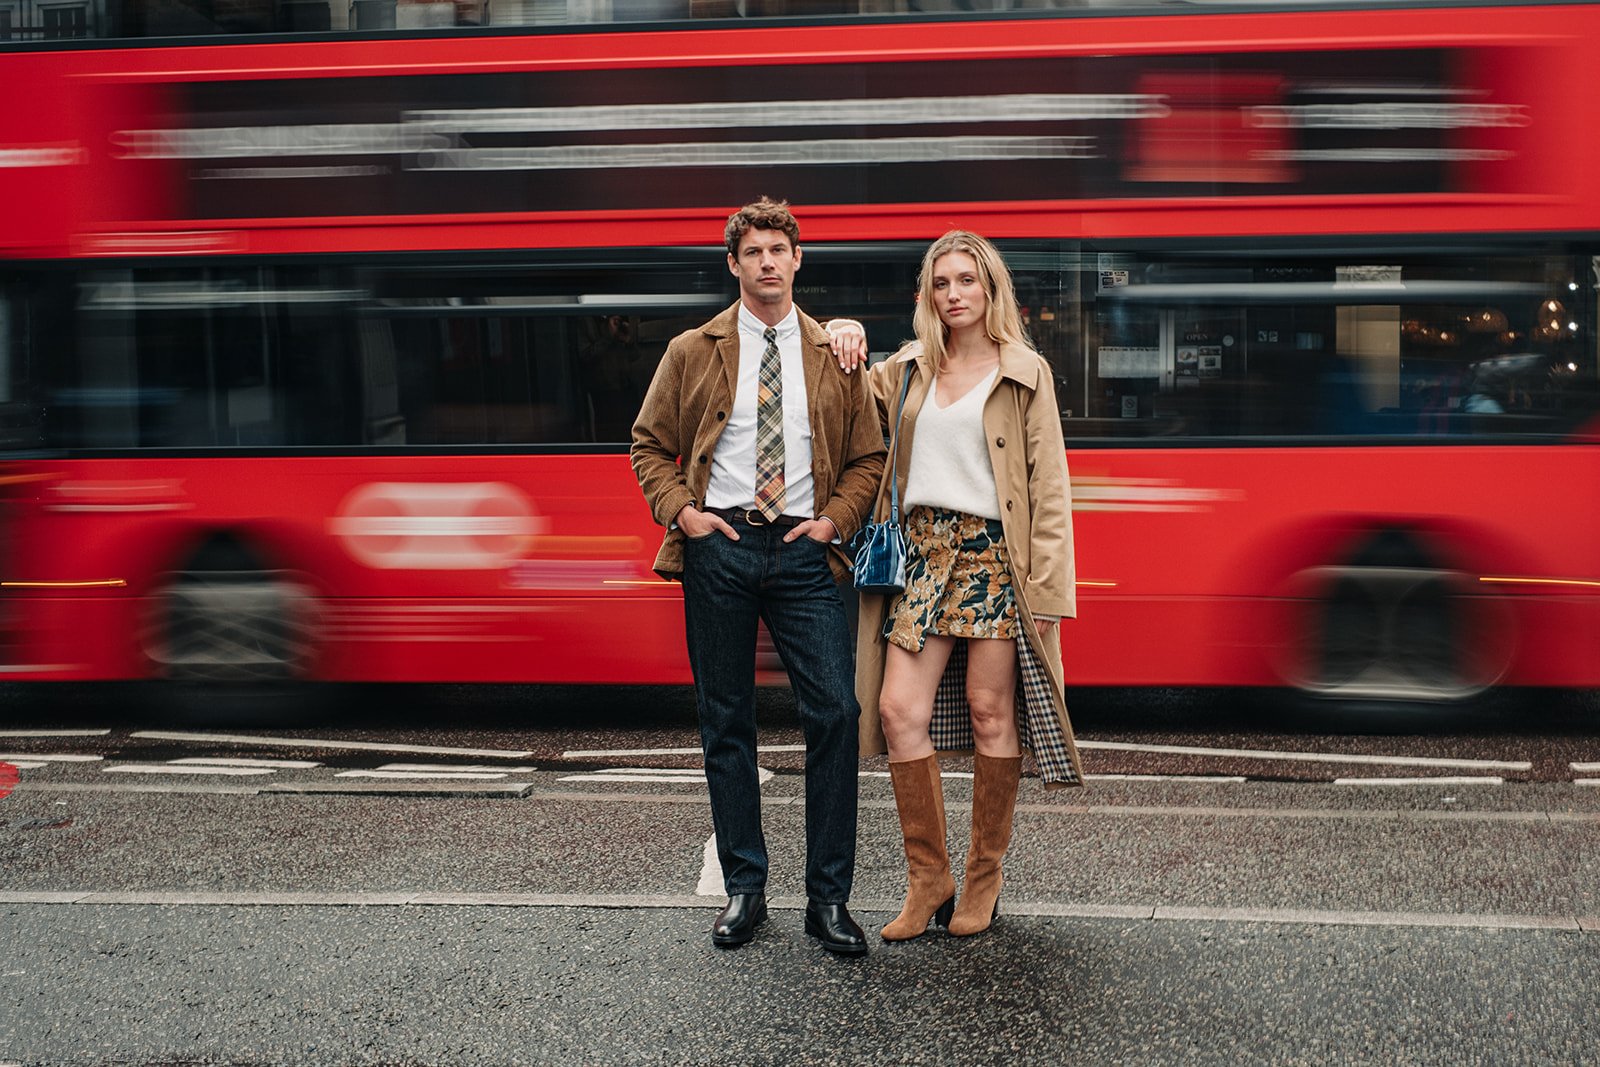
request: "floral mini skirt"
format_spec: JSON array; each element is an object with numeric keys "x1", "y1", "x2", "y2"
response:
[{"x1": 884, "y1": 505, "x2": 1019, "y2": 652}]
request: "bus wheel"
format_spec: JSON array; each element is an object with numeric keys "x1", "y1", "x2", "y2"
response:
[
  {"x1": 1283, "y1": 531, "x2": 1509, "y2": 707},
  {"x1": 143, "y1": 567, "x2": 321, "y2": 684}
]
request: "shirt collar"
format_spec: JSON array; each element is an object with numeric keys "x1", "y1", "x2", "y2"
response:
[{"x1": 738, "y1": 303, "x2": 799, "y2": 342}]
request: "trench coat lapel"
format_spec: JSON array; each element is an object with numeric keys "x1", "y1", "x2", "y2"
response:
[
  {"x1": 888, "y1": 347, "x2": 935, "y2": 499},
  {"x1": 799, "y1": 314, "x2": 833, "y2": 442},
  {"x1": 704, "y1": 303, "x2": 742, "y2": 409}
]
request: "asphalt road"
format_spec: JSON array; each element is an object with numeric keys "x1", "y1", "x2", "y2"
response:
[{"x1": 1, "y1": 684, "x2": 1598, "y2": 1065}]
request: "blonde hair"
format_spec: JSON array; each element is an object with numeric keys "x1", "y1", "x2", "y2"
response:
[{"x1": 911, "y1": 230, "x2": 1031, "y2": 371}]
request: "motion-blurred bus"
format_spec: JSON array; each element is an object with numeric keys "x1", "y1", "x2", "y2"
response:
[{"x1": 1, "y1": 0, "x2": 1597, "y2": 710}]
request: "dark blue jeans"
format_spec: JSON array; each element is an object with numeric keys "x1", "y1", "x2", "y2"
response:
[{"x1": 681, "y1": 523, "x2": 860, "y2": 904}]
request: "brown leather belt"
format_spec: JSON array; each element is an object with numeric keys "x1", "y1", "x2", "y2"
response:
[{"x1": 702, "y1": 506, "x2": 806, "y2": 531}]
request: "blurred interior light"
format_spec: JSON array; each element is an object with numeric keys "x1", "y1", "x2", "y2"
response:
[
  {"x1": 1480, "y1": 575, "x2": 1600, "y2": 589},
  {"x1": 1569, "y1": 322, "x2": 1580, "y2": 331},
  {"x1": 1466, "y1": 307, "x2": 1508, "y2": 332},
  {"x1": 1569, "y1": 282, "x2": 1580, "y2": 291},
  {"x1": 1569, "y1": 362, "x2": 1579, "y2": 371}
]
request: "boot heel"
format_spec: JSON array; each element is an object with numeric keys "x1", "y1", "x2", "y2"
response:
[{"x1": 933, "y1": 895, "x2": 955, "y2": 929}]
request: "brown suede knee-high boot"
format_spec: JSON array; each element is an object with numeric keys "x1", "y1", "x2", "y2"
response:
[
  {"x1": 881, "y1": 754, "x2": 957, "y2": 941},
  {"x1": 949, "y1": 752, "x2": 1022, "y2": 936}
]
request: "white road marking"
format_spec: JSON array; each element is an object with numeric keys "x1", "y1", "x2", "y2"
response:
[
  {"x1": 866, "y1": 771, "x2": 1244, "y2": 783},
  {"x1": 1333, "y1": 776, "x2": 1504, "y2": 786},
  {"x1": 860, "y1": 771, "x2": 973, "y2": 779},
  {"x1": 335, "y1": 771, "x2": 508, "y2": 780},
  {"x1": 0, "y1": 730, "x2": 110, "y2": 738},
  {"x1": 1090, "y1": 774, "x2": 1249, "y2": 783},
  {"x1": 1574, "y1": 779, "x2": 1600, "y2": 787},
  {"x1": 169, "y1": 758, "x2": 322, "y2": 769},
  {"x1": 378, "y1": 762, "x2": 535, "y2": 772},
  {"x1": 0, "y1": 753, "x2": 101, "y2": 763},
  {"x1": 559, "y1": 767, "x2": 773, "y2": 785},
  {"x1": 132, "y1": 731, "x2": 533, "y2": 758},
  {"x1": 2, "y1": 761, "x2": 47, "y2": 770},
  {"x1": 1076, "y1": 739, "x2": 1532, "y2": 771},
  {"x1": 562, "y1": 745, "x2": 805, "y2": 758},
  {"x1": 1571, "y1": 762, "x2": 1600, "y2": 772},
  {"x1": 104, "y1": 765, "x2": 275, "y2": 777},
  {"x1": 697, "y1": 835, "x2": 722, "y2": 897},
  {"x1": 0, "y1": 890, "x2": 1590, "y2": 933}
]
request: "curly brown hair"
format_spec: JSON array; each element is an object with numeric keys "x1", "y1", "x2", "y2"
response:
[{"x1": 724, "y1": 197, "x2": 800, "y2": 255}]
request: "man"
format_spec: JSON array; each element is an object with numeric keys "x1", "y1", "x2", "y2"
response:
[{"x1": 631, "y1": 197, "x2": 885, "y2": 955}]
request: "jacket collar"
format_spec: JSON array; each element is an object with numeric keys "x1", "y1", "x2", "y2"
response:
[
  {"x1": 706, "y1": 300, "x2": 831, "y2": 352},
  {"x1": 894, "y1": 340, "x2": 1041, "y2": 390},
  {"x1": 707, "y1": 301, "x2": 832, "y2": 408}
]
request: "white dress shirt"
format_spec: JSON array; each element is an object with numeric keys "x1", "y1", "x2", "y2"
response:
[{"x1": 704, "y1": 304, "x2": 816, "y2": 518}]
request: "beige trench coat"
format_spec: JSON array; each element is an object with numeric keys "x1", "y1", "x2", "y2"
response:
[{"x1": 855, "y1": 342, "x2": 1085, "y2": 788}]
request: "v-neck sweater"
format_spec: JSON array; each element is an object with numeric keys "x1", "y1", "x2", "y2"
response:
[{"x1": 902, "y1": 366, "x2": 1001, "y2": 521}]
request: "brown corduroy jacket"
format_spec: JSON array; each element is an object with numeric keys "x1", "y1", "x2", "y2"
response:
[{"x1": 630, "y1": 301, "x2": 886, "y2": 581}]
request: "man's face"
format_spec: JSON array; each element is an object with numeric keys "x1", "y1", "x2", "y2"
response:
[{"x1": 728, "y1": 228, "x2": 801, "y2": 311}]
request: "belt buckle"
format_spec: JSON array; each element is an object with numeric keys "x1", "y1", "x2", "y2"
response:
[{"x1": 745, "y1": 508, "x2": 768, "y2": 527}]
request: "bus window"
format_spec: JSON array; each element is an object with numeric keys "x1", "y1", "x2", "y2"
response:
[
  {"x1": 58, "y1": 268, "x2": 359, "y2": 449},
  {"x1": 1074, "y1": 251, "x2": 1600, "y2": 441}
]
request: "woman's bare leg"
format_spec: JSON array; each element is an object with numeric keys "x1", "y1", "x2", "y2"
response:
[
  {"x1": 965, "y1": 635, "x2": 1021, "y2": 757},
  {"x1": 878, "y1": 635, "x2": 956, "y2": 761}
]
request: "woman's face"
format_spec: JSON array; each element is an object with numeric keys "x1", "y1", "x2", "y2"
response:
[{"x1": 930, "y1": 251, "x2": 988, "y2": 332}]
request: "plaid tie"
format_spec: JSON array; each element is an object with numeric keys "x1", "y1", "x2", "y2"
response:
[{"x1": 753, "y1": 326, "x2": 786, "y2": 520}]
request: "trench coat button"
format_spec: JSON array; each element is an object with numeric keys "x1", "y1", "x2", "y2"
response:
[
  {"x1": 716, "y1": 411, "x2": 726, "y2": 421},
  {"x1": 996, "y1": 436, "x2": 1006, "y2": 447},
  {"x1": 698, "y1": 455, "x2": 708, "y2": 464},
  {"x1": 1006, "y1": 500, "x2": 1014, "y2": 511}
]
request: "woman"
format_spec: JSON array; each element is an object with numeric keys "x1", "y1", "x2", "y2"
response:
[{"x1": 857, "y1": 231, "x2": 1084, "y2": 941}]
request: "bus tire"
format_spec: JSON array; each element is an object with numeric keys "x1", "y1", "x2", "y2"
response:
[
  {"x1": 139, "y1": 534, "x2": 323, "y2": 712},
  {"x1": 1281, "y1": 528, "x2": 1509, "y2": 713}
]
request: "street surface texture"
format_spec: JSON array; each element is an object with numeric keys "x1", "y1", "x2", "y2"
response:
[{"x1": 1, "y1": 683, "x2": 1598, "y2": 1066}]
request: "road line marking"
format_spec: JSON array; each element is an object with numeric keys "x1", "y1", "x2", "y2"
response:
[
  {"x1": 104, "y1": 765, "x2": 275, "y2": 777},
  {"x1": 562, "y1": 745, "x2": 804, "y2": 758},
  {"x1": 860, "y1": 771, "x2": 974, "y2": 779},
  {"x1": 377, "y1": 763, "x2": 535, "y2": 773},
  {"x1": 560, "y1": 774, "x2": 706, "y2": 784},
  {"x1": 4, "y1": 762, "x2": 47, "y2": 770},
  {"x1": 559, "y1": 767, "x2": 772, "y2": 785},
  {"x1": 1574, "y1": 779, "x2": 1600, "y2": 787},
  {"x1": 1571, "y1": 763, "x2": 1600, "y2": 772},
  {"x1": 0, "y1": 730, "x2": 110, "y2": 738},
  {"x1": 265, "y1": 781, "x2": 532, "y2": 797},
  {"x1": 697, "y1": 835, "x2": 722, "y2": 897},
  {"x1": 0, "y1": 754, "x2": 102, "y2": 762},
  {"x1": 0, "y1": 890, "x2": 1587, "y2": 932},
  {"x1": 1076, "y1": 740, "x2": 1532, "y2": 771},
  {"x1": 132, "y1": 731, "x2": 534, "y2": 759},
  {"x1": 868, "y1": 771, "x2": 1250, "y2": 783},
  {"x1": 1088, "y1": 774, "x2": 1249, "y2": 783},
  {"x1": 1152, "y1": 905, "x2": 1577, "y2": 931},
  {"x1": 335, "y1": 771, "x2": 508, "y2": 781},
  {"x1": 1333, "y1": 776, "x2": 1503, "y2": 786},
  {"x1": 10, "y1": 781, "x2": 265, "y2": 796},
  {"x1": 169, "y1": 758, "x2": 322, "y2": 769}
]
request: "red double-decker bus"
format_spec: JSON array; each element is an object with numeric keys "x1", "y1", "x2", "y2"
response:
[{"x1": 2, "y1": 0, "x2": 1597, "y2": 708}]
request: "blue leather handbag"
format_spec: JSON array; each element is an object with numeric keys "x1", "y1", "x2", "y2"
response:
[{"x1": 852, "y1": 366, "x2": 915, "y2": 595}]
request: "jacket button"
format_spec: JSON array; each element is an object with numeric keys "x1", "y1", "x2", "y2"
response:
[
  {"x1": 698, "y1": 455, "x2": 708, "y2": 464},
  {"x1": 1006, "y1": 500, "x2": 1014, "y2": 511},
  {"x1": 996, "y1": 437, "x2": 1006, "y2": 447},
  {"x1": 716, "y1": 411, "x2": 726, "y2": 421}
]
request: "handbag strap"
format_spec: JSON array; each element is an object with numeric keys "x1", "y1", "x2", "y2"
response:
[{"x1": 886, "y1": 361, "x2": 915, "y2": 525}]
